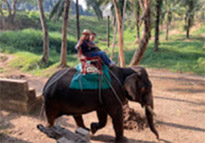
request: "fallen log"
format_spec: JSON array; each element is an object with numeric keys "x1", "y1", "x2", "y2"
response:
[{"x1": 37, "y1": 124, "x2": 90, "y2": 143}]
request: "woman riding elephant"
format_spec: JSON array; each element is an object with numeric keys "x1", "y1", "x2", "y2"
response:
[
  {"x1": 75, "y1": 29, "x2": 115, "y2": 67},
  {"x1": 42, "y1": 66, "x2": 159, "y2": 142}
]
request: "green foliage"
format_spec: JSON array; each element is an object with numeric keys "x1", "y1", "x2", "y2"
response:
[
  {"x1": 0, "y1": 29, "x2": 76, "y2": 54},
  {"x1": 0, "y1": 11, "x2": 204, "y2": 76},
  {"x1": 86, "y1": 0, "x2": 103, "y2": 20},
  {"x1": 49, "y1": 0, "x2": 65, "y2": 22},
  {"x1": 0, "y1": 29, "x2": 43, "y2": 53}
]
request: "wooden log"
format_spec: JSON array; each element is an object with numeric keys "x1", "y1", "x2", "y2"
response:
[
  {"x1": 0, "y1": 78, "x2": 40, "y2": 113},
  {"x1": 37, "y1": 124, "x2": 90, "y2": 143}
]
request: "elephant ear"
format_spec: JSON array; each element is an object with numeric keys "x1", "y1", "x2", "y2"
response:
[{"x1": 123, "y1": 73, "x2": 139, "y2": 101}]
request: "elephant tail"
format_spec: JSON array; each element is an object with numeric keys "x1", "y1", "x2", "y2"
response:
[{"x1": 39, "y1": 101, "x2": 46, "y2": 121}]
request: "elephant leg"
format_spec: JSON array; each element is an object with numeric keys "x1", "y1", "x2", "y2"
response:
[
  {"x1": 45, "y1": 106, "x2": 58, "y2": 127},
  {"x1": 73, "y1": 115, "x2": 89, "y2": 130},
  {"x1": 108, "y1": 107, "x2": 127, "y2": 142},
  {"x1": 91, "y1": 109, "x2": 107, "y2": 134}
]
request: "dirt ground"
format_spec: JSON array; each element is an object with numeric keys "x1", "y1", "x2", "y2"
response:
[{"x1": 0, "y1": 53, "x2": 205, "y2": 143}]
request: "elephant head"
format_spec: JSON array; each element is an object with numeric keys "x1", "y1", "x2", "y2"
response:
[{"x1": 123, "y1": 67, "x2": 159, "y2": 139}]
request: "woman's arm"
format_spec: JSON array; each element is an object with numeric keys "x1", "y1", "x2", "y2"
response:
[{"x1": 75, "y1": 40, "x2": 83, "y2": 50}]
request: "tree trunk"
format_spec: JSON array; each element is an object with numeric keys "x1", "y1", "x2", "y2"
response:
[
  {"x1": 154, "y1": 0, "x2": 162, "y2": 51},
  {"x1": 165, "y1": 11, "x2": 171, "y2": 41},
  {"x1": 122, "y1": 0, "x2": 127, "y2": 33},
  {"x1": 112, "y1": 0, "x2": 125, "y2": 67},
  {"x1": 186, "y1": 17, "x2": 191, "y2": 39},
  {"x1": 129, "y1": 0, "x2": 152, "y2": 66},
  {"x1": 186, "y1": 0, "x2": 194, "y2": 39},
  {"x1": 110, "y1": 19, "x2": 117, "y2": 61},
  {"x1": 136, "y1": 1, "x2": 140, "y2": 40},
  {"x1": 107, "y1": 16, "x2": 110, "y2": 47},
  {"x1": 10, "y1": 0, "x2": 18, "y2": 23},
  {"x1": 60, "y1": 0, "x2": 70, "y2": 67},
  {"x1": 37, "y1": 0, "x2": 49, "y2": 64},
  {"x1": 76, "y1": 0, "x2": 80, "y2": 40}
]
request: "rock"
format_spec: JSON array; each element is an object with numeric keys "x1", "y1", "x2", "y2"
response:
[
  {"x1": 37, "y1": 124, "x2": 91, "y2": 143},
  {"x1": 75, "y1": 127, "x2": 90, "y2": 140},
  {"x1": 57, "y1": 137, "x2": 74, "y2": 143}
]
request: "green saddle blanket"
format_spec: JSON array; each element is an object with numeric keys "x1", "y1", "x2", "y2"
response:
[{"x1": 69, "y1": 64, "x2": 111, "y2": 89}]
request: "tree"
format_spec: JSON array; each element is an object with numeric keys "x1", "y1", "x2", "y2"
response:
[
  {"x1": 129, "y1": 0, "x2": 152, "y2": 66},
  {"x1": 112, "y1": 0, "x2": 125, "y2": 67},
  {"x1": 102, "y1": 0, "x2": 131, "y2": 62},
  {"x1": 107, "y1": 15, "x2": 110, "y2": 47},
  {"x1": 1, "y1": 0, "x2": 18, "y2": 23},
  {"x1": 122, "y1": 0, "x2": 127, "y2": 33},
  {"x1": 0, "y1": 2, "x2": 4, "y2": 16},
  {"x1": 37, "y1": 0, "x2": 49, "y2": 64},
  {"x1": 183, "y1": 0, "x2": 198, "y2": 39},
  {"x1": 76, "y1": 0, "x2": 80, "y2": 40},
  {"x1": 60, "y1": 0, "x2": 71, "y2": 67},
  {"x1": 154, "y1": 0, "x2": 162, "y2": 51}
]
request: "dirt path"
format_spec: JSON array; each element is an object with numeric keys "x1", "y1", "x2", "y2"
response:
[{"x1": 0, "y1": 54, "x2": 205, "y2": 143}]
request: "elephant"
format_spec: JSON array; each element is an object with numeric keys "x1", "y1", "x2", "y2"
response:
[{"x1": 42, "y1": 66, "x2": 159, "y2": 142}]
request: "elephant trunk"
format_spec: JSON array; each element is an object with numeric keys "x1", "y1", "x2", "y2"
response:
[{"x1": 145, "y1": 106, "x2": 159, "y2": 139}]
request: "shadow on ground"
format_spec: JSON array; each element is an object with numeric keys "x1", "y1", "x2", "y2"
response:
[
  {"x1": 155, "y1": 96, "x2": 205, "y2": 106},
  {"x1": 0, "y1": 133, "x2": 32, "y2": 143},
  {"x1": 157, "y1": 121, "x2": 205, "y2": 133}
]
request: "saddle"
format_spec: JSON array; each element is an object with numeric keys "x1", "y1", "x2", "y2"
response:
[{"x1": 78, "y1": 47, "x2": 102, "y2": 75}]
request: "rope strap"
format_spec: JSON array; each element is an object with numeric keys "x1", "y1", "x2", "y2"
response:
[{"x1": 103, "y1": 73, "x2": 123, "y2": 106}]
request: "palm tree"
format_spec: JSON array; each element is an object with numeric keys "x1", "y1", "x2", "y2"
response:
[
  {"x1": 154, "y1": 0, "x2": 163, "y2": 51},
  {"x1": 49, "y1": 0, "x2": 65, "y2": 22},
  {"x1": 37, "y1": 0, "x2": 49, "y2": 64},
  {"x1": 60, "y1": 0, "x2": 70, "y2": 67},
  {"x1": 49, "y1": 0, "x2": 71, "y2": 67},
  {"x1": 112, "y1": 0, "x2": 125, "y2": 67},
  {"x1": 183, "y1": 0, "x2": 196, "y2": 39},
  {"x1": 163, "y1": 0, "x2": 181, "y2": 40},
  {"x1": 86, "y1": 0, "x2": 103, "y2": 20},
  {"x1": 130, "y1": 0, "x2": 152, "y2": 66}
]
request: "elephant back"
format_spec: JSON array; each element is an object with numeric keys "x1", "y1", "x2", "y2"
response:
[{"x1": 43, "y1": 68, "x2": 76, "y2": 98}]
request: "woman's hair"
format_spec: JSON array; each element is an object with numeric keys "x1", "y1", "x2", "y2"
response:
[{"x1": 79, "y1": 34, "x2": 89, "y2": 42}]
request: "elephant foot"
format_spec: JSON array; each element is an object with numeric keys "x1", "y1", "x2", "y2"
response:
[
  {"x1": 46, "y1": 123, "x2": 54, "y2": 128},
  {"x1": 115, "y1": 136, "x2": 128, "y2": 143},
  {"x1": 90, "y1": 123, "x2": 98, "y2": 134}
]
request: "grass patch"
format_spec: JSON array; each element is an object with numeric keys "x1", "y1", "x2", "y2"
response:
[
  {"x1": 8, "y1": 52, "x2": 42, "y2": 71},
  {"x1": 0, "y1": 67, "x2": 7, "y2": 73}
]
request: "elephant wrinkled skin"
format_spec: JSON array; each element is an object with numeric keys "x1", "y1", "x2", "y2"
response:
[{"x1": 42, "y1": 66, "x2": 159, "y2": 142}]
